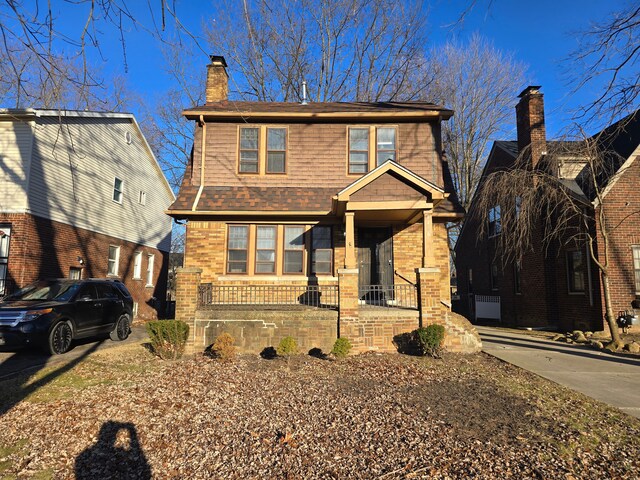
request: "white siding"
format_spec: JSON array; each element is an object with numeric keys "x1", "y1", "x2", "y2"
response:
[
  {"x1": 0, "y1": 121, "x2": 33, "y2": 212},
  {"x1": 27, "y1": 115, "x2": 173, "y2": 251}
]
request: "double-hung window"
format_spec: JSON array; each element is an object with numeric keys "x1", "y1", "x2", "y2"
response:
[
  {"x1": 284, "y1": 226, "x2": 305, "y2": 274},
  {"x1": 108, "y1": 245, "x2": 120, "y2": 276},
  {"x1": 488, "y1": 206, "x2": 502, "y2": 237},
  {"x1": 239, "y1": 127, "x2": 259, "y2": 173},
  {"x1": 113, "y1": 178, "x2": 123, "y2": 203},
  {"x1": 146, "y1": 254, "x2": 155, "y2": 286},
  {"x1": 632, "y1": 246, "x2": 640, "y2": 294},
  {"x1": 349, "y1": 128, "x2": 369, "y2": 174},
  {"x1": 566, "y1": 250, "x2": 585, "y2": 293},
  {"x1": 267, "y1": 128, "x2": 286, "y2": 173},
  {"x1": 311, "y1": 226, "x2": 332, "y2": 274},
  {"x1": 227, "y1": 226, "x2": 249, "y2": 273},
  {"x1": 255, "y1": 226, "x2": 277, "y2": 273},
  {"x1": 133, "y1": 251, "x2": 142, "y2": 279},
  {"x1": 376, "y1": 127, "x2": 396, "y2": 166},
  {"x1": 0, "y1": 226, "x2": 10, "y2": 295}
]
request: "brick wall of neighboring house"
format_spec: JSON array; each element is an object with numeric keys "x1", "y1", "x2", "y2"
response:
[
  {"x1": 597, "y1": 154, "x2": 640, "y2": 318},
  {"x1": 190, "y1": 122, "x2": 443, "y2": 190},
  {"x1": 0, "y1": 212, "x2": 168, "y2": 320}
]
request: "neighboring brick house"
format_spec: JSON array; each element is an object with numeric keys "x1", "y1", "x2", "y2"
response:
[
  {"x1": 454, "y1": 86, "x2": 640, "y2": 332},
  {"x1": 168, "y1": 56, "x2": 481, "y2": 354},
  {"x1": 0, "y1": 109, "x2": 175, "y2": 320}
]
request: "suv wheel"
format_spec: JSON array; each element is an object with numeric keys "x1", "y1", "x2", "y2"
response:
[
  {"x1": 48, "y1": 321, "x2": 73, "y2": 355},
  {"x1": 110, "y1": 314, "x2": 130, "y2": 342}
]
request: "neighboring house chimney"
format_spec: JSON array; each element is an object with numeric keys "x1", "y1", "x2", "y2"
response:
[
  {"x1": 516, "y1": 86, "x2": 547, "y2": 168},
  {"x1": 206, "y1": 55, "x2": 228, "y2": 103}
]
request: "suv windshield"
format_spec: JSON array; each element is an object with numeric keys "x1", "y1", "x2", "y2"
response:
[{"x1": 4, "y1": 280, "x2": 81, "y2": 302}]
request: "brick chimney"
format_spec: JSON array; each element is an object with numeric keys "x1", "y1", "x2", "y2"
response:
[
  {"x1": 516, "y1": 86, "x2": 547, "y2": 168},
  {"x1": 205, "y1": 55, "x2": 228, "y2": 103}
]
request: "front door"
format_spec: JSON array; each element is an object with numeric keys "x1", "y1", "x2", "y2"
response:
[{"x1": 357, "y1": 228, "x2": 394, "y2": 302}]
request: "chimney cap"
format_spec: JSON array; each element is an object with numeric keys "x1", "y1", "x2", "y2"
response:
[
  {"x1": 209, "y1": 55, "x2": 227, "y2": 67},
  {"x1": 518, "y1": 85, "x2": 542, "y2": 98}
]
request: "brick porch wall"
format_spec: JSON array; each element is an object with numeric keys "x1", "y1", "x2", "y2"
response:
[{"x1": 0, "y1": 212, "x2": 168, "y2": 320}]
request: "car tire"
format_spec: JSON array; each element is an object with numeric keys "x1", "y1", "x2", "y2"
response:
[
  {"x1": 48, "y1": 321, "x2": 73, "y2": 355},
  {"x1": 110, "y1": 314, "x2": 130, "y2": 342}
]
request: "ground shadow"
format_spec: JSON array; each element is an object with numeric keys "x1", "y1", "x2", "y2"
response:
[
  {"x1": 480, "y1": 332, "x2": 640, "y2": 367},
  {"x1": 260, "y1": 346, "x2": 277, "y2": 359},
  {"x1": 75, "y1": 421, "x2": 151, "y2": 479}
]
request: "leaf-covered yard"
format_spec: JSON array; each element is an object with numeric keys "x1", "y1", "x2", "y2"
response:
[{"x1": 1, "y1": 343, "x2": 639, "y2": 479}]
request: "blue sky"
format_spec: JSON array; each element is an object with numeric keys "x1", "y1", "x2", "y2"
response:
[{"x1": 50, "y1": 0, "x2": 622, "y2": 138}]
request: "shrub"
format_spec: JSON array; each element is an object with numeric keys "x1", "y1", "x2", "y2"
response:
[
  {"x1": 211, "y1": 333, "x2": 236, "y2": 362},
  {"x1": 415, "y1": 324, "x2": 445, "y2": 357},
  {"x1": 331, "y1": 338, "x2": 352, "y2": 358},
  {"x1": 276, "y1": 336, "x2": 298, "y2": 356},
  {"x1": 146, "y1": 320, "x2": 189, "y2": 360}
]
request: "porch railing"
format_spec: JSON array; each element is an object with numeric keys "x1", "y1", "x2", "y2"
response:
[
  {"x1": 198, "y1": 283, "x2": 339, "y2": 310},
  {"x1": 358, "y1": 284, "x2": 418, "y2": 310}
]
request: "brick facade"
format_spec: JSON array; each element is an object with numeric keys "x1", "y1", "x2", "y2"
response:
[{"x1": 0, "y1": 212, "x2": 168, "y2": 320}]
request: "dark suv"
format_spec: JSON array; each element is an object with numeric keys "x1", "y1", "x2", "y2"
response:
[{"x1": 0, "y1": 279, "x2": 133, "y2": 354}]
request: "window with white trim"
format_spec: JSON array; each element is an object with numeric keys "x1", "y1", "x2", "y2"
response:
[
  {"x1": 566, "y1": 250, "x2": 585, "y2": 293},
  {"x1": 138, "y1": 190, "x2": 146, "y2": 205},
  {"x1": 146, "y1": 254, "x2": 155, "y2": 286},
  {"x1": 0, "y1": 226, "x2": 11, "y2": 295},
  {"x1": 108, "y1": 245, "x2": 120, "y2": 276},
  {"x1": 133, "y1": 251, "x2": 142, "y2": 279},
  {"x1": 113, "y1": 178, "x2": 123, "y2": 203}
]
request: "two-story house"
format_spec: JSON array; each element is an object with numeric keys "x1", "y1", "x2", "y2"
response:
[
  {"x1": 454, "y1": 86, "x2": 640, "y2": 333},
  {"x1": 0, "y1": 109, "x2": 174, "y2": 320},
  {"x1": 168, "y1": 56, "x2": 481, "y2": 354}
]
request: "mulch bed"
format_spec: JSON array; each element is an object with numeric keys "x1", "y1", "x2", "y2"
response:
[{"x1": 1, "y1": 347, "x2": 639, "y2": 479}]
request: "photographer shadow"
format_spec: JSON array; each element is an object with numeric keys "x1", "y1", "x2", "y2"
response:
[{"x1": 75, "y1": 421, "x2": 151, "y2": 479}]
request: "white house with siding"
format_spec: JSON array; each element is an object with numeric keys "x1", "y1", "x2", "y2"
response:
[{"x1": 0, "y1": 108, "x2": 174, "y2": 319}]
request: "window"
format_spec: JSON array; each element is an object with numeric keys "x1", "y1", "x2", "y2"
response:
[
  {"x1": 490, "y1": 263, "x2": 499, "y2": 290},
  {"x1": 239, "y1": 127, "x2": 259, "y2": 173},
  {"x1": 488, "y1": 206, "x2": 501, "y2": 237},
  {"x1": 566, "y1": 250, "x2": 585, "y2": 293},
  {"x1": 376, "y1": 127, "x2": 396, "y2": 166},
  {"x1": 139, "y1": 191, "x2": 146, "y2": 205},
  {"x1": 113, "y1": 178, "x2": 123, "y2": 203},
  {"x1": 632, "y1": 246, "x2": 640, "y2": 294},
  {"x1": 227, "y1": 225, "x2": 249, "y2": 273},
  {"x1": 284, "y1": 226, "x2": 305, "y2": 274},
  {"x1": 312, "y1": 226, "x2": 332, "y2": 274},
  {"x1": 515, "y1": 196, "x2": 522, "y2": 219},
  {"x1": 69, "y1": 267, "x2": 82, "y2": 280},
  {"x1": 267, "y1": 128, "x2": 286, "y2": 173},
  {"x1": 133, "y1": 251, "x2": 142, "y2": 279},
  {"x1": 255, "y1": 226, "x2": 277, "y2": 273},
  {"x1": 0, "y1": 226, "x2": 10, "y2": 295},
  {"x1": 349, "y1": 128, "x2": 369, "y2": 174},
  {"x1": 108, "y1": 246, "x2": 120, "y2": 276},
  {"x1": 146, "y1": 254, "x2": 155, "y2": 286},
  {"x1": 514, "y1": 261, "x2": 521, "y2": 294}
]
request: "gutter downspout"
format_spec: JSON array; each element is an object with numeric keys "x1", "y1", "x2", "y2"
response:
[{"x1": 192, "y1": 116, "x2": 206, "y2": 211}]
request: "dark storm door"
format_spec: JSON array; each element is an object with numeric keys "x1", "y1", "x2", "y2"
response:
[{"x1": 357, "y1": 228, "x2": 394, "y2": 302}]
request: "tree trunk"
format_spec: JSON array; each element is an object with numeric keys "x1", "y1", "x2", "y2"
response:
[{"x1": 601, "y1": 272, "x2": 623, "y2": 346}]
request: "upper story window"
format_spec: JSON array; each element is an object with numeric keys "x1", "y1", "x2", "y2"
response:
[
  {"x1": 488, "y1": 206, "x2": 501, "y2": 237},
  {"x1": 239, "y1": 127, "x2": 259, "y2": 173},
  {"x1": 139, "y1": 191, "x2": 147, "y2": 205},
  {"x1": 349, "y1": 126, "x2": 397, "y2": 174},
  {"x1": 113, "y1": 178, "x2": 123, "y2": 203},
  {"x1": 239, "y1": 126, "x2": 288, "y2": 174},
  {"x1": 566, "y1": 250, "x2": 585, "y2": 293},
  {"x1": 349, "y1": 128, "x2": 369, "y2": 174},
  {"x1": 267, "y1": 128, "x2": 286, "y2": 173},
  {"x1": 376, "y1": 127, "x2": 396, "y2": 166}
]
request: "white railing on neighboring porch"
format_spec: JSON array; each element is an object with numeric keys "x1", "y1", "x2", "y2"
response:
[{"x1": 475, "y1": 295, "x2": 501, "y2": 321}]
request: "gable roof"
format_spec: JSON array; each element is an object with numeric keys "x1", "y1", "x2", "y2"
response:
[{"x1": 184, "y1": 101, "x2": 453, "y2": 121}]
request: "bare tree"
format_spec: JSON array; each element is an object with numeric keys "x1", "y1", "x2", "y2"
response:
[
  {"x1": 424, "y1": 34, "x2": 527, "y2": 256},
  {"x1": 568, "y1": 3, "x2": 640, "y2": 127},
  {"x1": 205, "y1": 0, "x2": 432, "y2": 102},
  {"x1": 473, "y1": 132, "x2": 636, "y2": 346}
]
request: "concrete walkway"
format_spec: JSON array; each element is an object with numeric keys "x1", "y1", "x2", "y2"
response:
[{"x1": 478, "y1": 326, "x2": 640, "y2": 419}]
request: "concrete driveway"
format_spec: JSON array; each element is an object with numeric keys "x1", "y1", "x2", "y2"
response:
[
  {"x1": 0, "y1": 324, "x2": 149, "y2": 381},
  {"x1": 478, "y1": 326, "x2": 640, "y2": 419}
]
